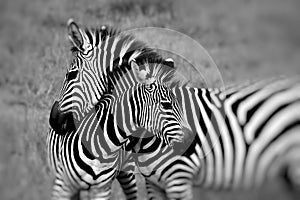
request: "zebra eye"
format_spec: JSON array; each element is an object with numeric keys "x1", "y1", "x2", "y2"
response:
[
  {"x1": 161, "y1": 102, "x2": 172, "y2": 109},
  {"x1": 66, "y1": 70, "x2": 79, "y2": 81}
]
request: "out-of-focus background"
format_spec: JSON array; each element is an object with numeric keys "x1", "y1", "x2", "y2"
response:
[{"x1": 1, "y1": 0, "x2": 300, "y2": 199}]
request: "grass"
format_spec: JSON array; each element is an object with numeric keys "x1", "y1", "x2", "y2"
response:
[{"x1": 1, "y1": 0, "x2": 300, "y2": 199}]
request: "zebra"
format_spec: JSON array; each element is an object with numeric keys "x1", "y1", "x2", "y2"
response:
[
  {"x1": 48, "y1": 34, "x2": 190, "y2": 199},
  {"x1": 48, "y1": 20, "x2": 300, "y2": 199},
  {"x1": 47, "y1": 19, "x2": 177, "y2": 199},
  {"x1": 46, "y1": 19, "x2": 145, "y2": 200},
  {"x1": 127, "y1": 76, "x2": 300, "y2": 199}
]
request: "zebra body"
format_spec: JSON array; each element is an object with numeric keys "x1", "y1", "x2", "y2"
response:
[
  {"x1": 47, "y1": 128, "x2": 136, "y2": 200},
  {"x1": 132, "y1": 77, "x2": 300, "y2": 199}
]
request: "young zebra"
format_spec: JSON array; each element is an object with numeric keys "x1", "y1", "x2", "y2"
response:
[
  {"x1": 130, "y1": 76, "x2": 300, "y2": 200},
  {"x1": 48, "y1": 45, "x2": 189, "y2": 199}
]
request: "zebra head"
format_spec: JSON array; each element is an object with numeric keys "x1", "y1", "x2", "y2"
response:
[
  {"x1": 49, "y1": 59, "x2": 82, "y2": 134},
  {"x1": 128, "y1": 60, "x2": 188, "y2": 146},
  {"x1": 49, "y1": 19, "x2": 103, "y2": 134},
  {"x1": 49, "y1": 19, "x2": 139, "y2": 134}
]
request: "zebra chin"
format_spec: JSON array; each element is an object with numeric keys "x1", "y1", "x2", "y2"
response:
[
  {"x1": 166, "y1": 126, "x2": 194, "y2": 148},
  {"x1": 162, "y1": 129, "x2": 184, "y2": 147},
  {"x1": 49, "y1": 101, "x2": 78, "y2": 135},
  {"x1": 162, "y1": 123, "x2": 193, "y2": 146}
]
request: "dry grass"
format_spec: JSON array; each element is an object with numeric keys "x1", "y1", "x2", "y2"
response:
[{"x1": 1, "y1": 0, "x2": 300, "y2": 199}]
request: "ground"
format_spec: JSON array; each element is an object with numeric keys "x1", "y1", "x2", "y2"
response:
[{"x1": 1, "y1": 0, "x2": 300, "y2": 199}]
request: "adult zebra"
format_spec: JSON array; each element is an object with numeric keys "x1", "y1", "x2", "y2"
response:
[
  {"x1": 130, "y1": 76, "x2": 300, "y2": 199},
  {"x1": 48, "y1": 20, "x2": 189, "y2": 199},
  {"x1": 46, "y1": 19, "x2": 145, "y2": 200}
]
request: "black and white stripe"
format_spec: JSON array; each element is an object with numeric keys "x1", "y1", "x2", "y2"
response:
[
  {"x1": 47, "y1": 127, "x2": 137, "y2": 200},
  {"x1": 54, "y1": 19, "x2": 148, "y2": 123},
  {"x1": 48, "y1": 41, "x2": 188, "y2": 199},
  {"x1": 131, "y1": 77, "x2": 300, "y2": 199},
  {"x1": 47, "y1": 20, "x2": 147, "y2": 199}
]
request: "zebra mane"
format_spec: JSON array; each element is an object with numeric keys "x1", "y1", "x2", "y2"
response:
[
  {"x1": 70, "y1": 25, "x2": 120, "y2": 52},
  {"x1": 106, "y1": 53, "x2": 181, "y2": 97},
  {"x1": 69, "y1": 21, "x2": 181, "y2": 93},
  {"x1": 69, "y1": 23, "x2": 160, "y2": 69}
]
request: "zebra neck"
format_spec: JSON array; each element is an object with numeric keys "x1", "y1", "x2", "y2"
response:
[
  {"x1": 172, "y1": 86, "x2": 223, "y2": 127},
  {"x1": 108, "y1": 65, "x2": 139, "y2": 97},
  {"x1": 111, "y1": 87, "x2": 142, "y2": 141},
  {"x1": 78, "y1": 95, "x2": 122, "y2": 158},
  {"x1": 78, "y1": 92, "x2": 140, "y2": 158},
  {"x1": 170, "y1": 86, "x2": 224, "y2": 151}
]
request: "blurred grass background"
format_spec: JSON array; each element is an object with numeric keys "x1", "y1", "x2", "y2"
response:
[{"x1": 1, "y1": 0, "x2": 300, "y2": 199}]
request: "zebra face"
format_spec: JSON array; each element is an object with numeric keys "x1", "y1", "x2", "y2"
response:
[
  {"x1": 50, "y1": 20, "x2": 132, "y2": 133},
  {"x1": 135, "y1": 82, "x2": 186, "y2": 146},
  {"x1": 49, "y1": 62, "x2": 82, "y2": 134},
  {"x1": 50, "y1": 20, "x2": 108, "y2": 133}
]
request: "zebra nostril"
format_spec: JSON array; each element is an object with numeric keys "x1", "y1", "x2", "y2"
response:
[
  {"x1": 49, "y1": 101, "x2": 63, "y2": 132},
  {"x1": 49, "y1": 101, "x2": 77, "y2": 135}
]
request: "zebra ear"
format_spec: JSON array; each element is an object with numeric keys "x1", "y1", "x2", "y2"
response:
[
  {"x1": 163, "y1": 58, "x2": 175, "y2": 68},
  {"x1": 67, "y1": 19, "x2": 84, "y2": 51},
  {"x1": 131, "y1": 61, "x2": 155, "y2": 84}
]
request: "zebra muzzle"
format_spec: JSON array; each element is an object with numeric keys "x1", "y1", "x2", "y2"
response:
[{"x1": 49, "y1": 101, "x2": 75, "y2": 135}]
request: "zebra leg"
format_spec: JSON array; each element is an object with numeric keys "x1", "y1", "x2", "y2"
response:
[
  {"x1": 88, "y1": 186, "x2": 112, "y2": 200},
  {"x1": 165, "y1": 181, "x2": 193, "y2": 200},
  {"x1": 117, "y1": 147, "x2": 138, "y2": 200},
  {"x1": 283, "y1": 159, "x2": 300, "y2": 191},
  {"x1": 145, "y1": 179, "x2": 167, "y2": 200},
  {"x1": 280, "y1": 159, "x2": 300, "y2": 200},
  {"x1": 117, "y1": 171, "x2": 137, "y2": 200},
  {"x1": 51, "y1": 177, "x2": 77, "y2": 200},
  {"x1": 79, "y1": 190, "x2": 89, "y2": 200},
  {"x1": 70, "y1": 191, "x2": 81, "y2": 200}
]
